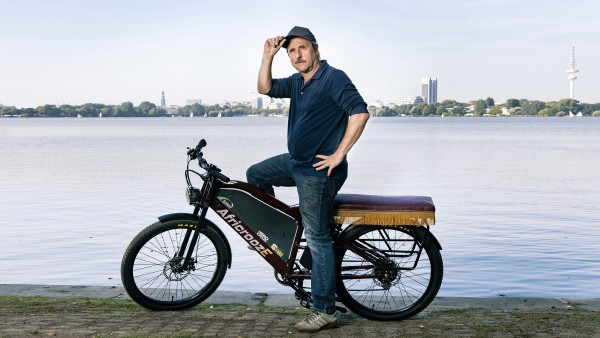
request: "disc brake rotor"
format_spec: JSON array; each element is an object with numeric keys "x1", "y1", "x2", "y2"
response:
[{"x1": 163, "y1": 257, "x2": 195, "y2": 281}]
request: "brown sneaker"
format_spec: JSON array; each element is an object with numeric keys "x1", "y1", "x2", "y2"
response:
[{"x1": 294, "y1": 311, "x2": 339, "y2": 333}]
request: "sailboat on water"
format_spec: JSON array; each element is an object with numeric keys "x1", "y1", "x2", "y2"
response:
[{"x1": 568, "y1": 111, "x2": 583, "y2": 117}]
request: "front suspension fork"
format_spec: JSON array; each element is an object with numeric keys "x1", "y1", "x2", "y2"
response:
[{"x1": 176, "y1": 180, "x2": 218, "y2": 271}]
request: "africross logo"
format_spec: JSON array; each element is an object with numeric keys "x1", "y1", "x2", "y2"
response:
[{"x1": 216, "y1": 208, "x2": 273, "y2": 257}]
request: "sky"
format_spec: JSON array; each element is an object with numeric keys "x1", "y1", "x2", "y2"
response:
[{"x1": 1, "y1": 0, "x2": 599, "y2": 108}]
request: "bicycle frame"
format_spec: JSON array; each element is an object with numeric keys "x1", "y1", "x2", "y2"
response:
[{"x1": 186, "y1": 174, "x2": 430, "y2": 286}]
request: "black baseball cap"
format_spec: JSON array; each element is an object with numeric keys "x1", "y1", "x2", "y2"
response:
[{"x1": 282, "y1": 26, "x2": 317, "y2": 49}]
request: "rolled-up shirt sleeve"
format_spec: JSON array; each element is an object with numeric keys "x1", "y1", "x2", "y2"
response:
[
  {"x1": 331, "y1": 71, "x2": 368, "y2": 116},
  {"x1": 268, "y1": 75, "x2": 295, "y2": 99}
]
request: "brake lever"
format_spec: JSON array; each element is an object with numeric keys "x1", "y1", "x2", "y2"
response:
[{"x1": 187, "y1": 147, "x2": 197, "y2": 160}]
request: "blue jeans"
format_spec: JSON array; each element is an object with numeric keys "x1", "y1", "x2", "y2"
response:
[{"x1": 246, "y1": 154, "x2": 345, "y2": 314}]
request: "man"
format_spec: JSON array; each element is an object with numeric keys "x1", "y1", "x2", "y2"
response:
[{"x1": 247, "y1": 26, "x2": 369, "y2": 333}]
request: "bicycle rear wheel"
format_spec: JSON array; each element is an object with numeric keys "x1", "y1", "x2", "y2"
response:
[
  {"x1": 121, "y1": 219, "x2": 229, "y2": 310},
  {"x1": 335, "y1": 225, "x2": 443, "y2": 320}
]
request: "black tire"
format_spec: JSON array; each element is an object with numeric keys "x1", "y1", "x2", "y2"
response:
[
  {"x1": 335, "y1": 225, "x2": 443, "y2": 320},
  {"x1": 121, "y1": 219, "x2": 229, "y2": 310}
]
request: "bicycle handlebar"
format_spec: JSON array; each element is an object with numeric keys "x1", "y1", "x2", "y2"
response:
[
  {"x1": 212, "y1": 170, "x2": 230, "y2": 183},
  {"x1": 188, "y1": 139, "x2": 230, "y2": 183},
  {"x1": 187, "y1": 139, "x2": 206, "y2": 160}
]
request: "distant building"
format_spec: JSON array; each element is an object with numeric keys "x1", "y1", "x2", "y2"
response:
[
  {"x1": 251, "y1": 96, "x2": 263, "y2": 109},
  {"x1": 421, "y1": 77, "x2": 438, "y2": 104},
  {"x1": 369, "y1": 100, "x2": 385, "y2": 108},
  {"x1": 260, "y1": 97, "x2": 288, "y2": 110},
  {"x1": 186, "y1": 99, "x2": 202, "y2": 106},
  {"x1": 159, "y1": 90, "x2": 180, "y2": 115},
  {"x1": 220, "y1": 100, "x2": 249, "y2": 108},
  {"x1": 165, "y1": 106, "x2": 179, "y2": 115},
  {"x1": 268, "y1": 101, "x2": 283, "y2": 109},
  {"x1": 400, "y1": 96, "x2": 424, "y2": 106}
]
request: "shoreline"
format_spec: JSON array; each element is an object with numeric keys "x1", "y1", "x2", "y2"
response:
[{"x1": 2, "y1": 284, "x2": 599, "y2": 312}]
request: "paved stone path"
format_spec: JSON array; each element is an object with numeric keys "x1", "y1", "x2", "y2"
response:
[{"x1": 1, "y1": 284, "x2": 599, "y2": 337}]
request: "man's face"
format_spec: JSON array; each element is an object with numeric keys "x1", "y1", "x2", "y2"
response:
[{"x1": 286, "y1": 37, "x2": 319, "y2": 75}]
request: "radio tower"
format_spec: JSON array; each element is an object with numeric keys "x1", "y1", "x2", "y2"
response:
[{"x1": 566, "y1": 41, "x2": 579, "y2": 100}]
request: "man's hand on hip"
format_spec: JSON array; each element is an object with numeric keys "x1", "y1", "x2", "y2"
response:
[{"x1": 313, "y1": 153, "x2": 344, "y2": 177}]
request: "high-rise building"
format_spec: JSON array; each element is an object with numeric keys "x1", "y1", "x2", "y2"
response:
[
  {"x1": 251, "y1": 96, "x2": 263, "y2": 109},
  {"x1": 160, "y1": 90, "x2": 166, "y2": 107},
  {"x1": 566, "y1": 42, "x2": 579, "y2": 100},
  {"x1": 421, "y1": 77, "x2": 438, "y2": 104}
]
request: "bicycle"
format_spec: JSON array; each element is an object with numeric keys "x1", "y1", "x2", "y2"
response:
[{"x1": 121, "y1": 139, "x2": 443, "y2": 320}]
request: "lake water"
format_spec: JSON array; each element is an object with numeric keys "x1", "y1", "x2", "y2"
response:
[{"x1": 1, "y1": 117, "x2": 598, "y2": 298}]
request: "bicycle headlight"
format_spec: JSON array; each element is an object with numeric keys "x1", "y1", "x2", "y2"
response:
[{"x1": 185, "y1": 187, "x2": 201, "y2": 205}]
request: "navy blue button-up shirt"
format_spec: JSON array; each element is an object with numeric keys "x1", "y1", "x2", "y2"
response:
[{"x1": 268, "y1": 60, "x2": 368, "y2": 179}]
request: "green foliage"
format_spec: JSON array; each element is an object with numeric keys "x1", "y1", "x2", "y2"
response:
[
  {"x1": 396, "y1": 104, "x2": 414, "y2": 116},
  {"x1": 37, "y1": 104, "x2": 62, "y2": 117},
  {"x1": 487, "y1": 106, "x2": 502, "y2": 116},
  {"x1": 582, "y1": 103, "x2": 600, "y2": 114},
  {"x1": 557, "y1": 98, "x2": 582, "y2": 115},
  {"x1": 1, "y1": 97, "x2": 598, "y2": 118},
  {"x1": 521, "y1": 100, "x2": 546, "y2": 115},
  {"x1": 136, "y1": 101, "x2": 157, "y2": 116},
  {"x1": 473, "y1": 100, "x2": 487, "y2": 116},
  {"x1": 506, "y1": 99, "x2": 520, "y2": 109},
  {"x1": 178, "y1": 103, "x2": 206, "y2": 117}
]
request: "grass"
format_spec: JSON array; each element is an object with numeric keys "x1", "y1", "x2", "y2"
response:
[
  {"x1": 1, "y1": 296, "x2": 599, "y2": 337},
  {"x1": 0, "y1": 295, "x2": 140, "y2": 313}
]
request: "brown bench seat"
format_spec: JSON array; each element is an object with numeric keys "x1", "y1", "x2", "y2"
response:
[{"x1": 331, "y1": 194, "x2": 436, "y2": 226}]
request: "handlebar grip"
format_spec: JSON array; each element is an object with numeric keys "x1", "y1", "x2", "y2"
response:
[{"x1": 188, "y1": 139, "x2": 207, "y2": 160}]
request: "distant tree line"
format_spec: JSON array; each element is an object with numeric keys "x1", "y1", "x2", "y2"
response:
[
  {"x1": 178, "y1": 103, "x2": 286, "y2": 117},
  {"x1": 2, "y1": 98, "x2": 599, "y2": 118},
  {"x1": 0, "y1": 101, "x2": 287, "y2": 118},
  {"x1": 0, "y1": 102, "x2": 166, "y2": 118},
  {"x1": 369, "y1": 98, "x2": 600, "y2": 117}
]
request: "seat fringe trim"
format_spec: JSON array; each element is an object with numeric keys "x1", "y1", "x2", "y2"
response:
[{"x1": 331, "y1": 210, "x2": 435, "y2": 226}]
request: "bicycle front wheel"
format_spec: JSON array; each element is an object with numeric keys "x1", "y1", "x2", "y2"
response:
[
  {"x1": 121, "y1": 219, "x2": 229, "y2": 310},
  {"x1": 336, "y1": 225, "x2": 443, "y2": 320}
]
